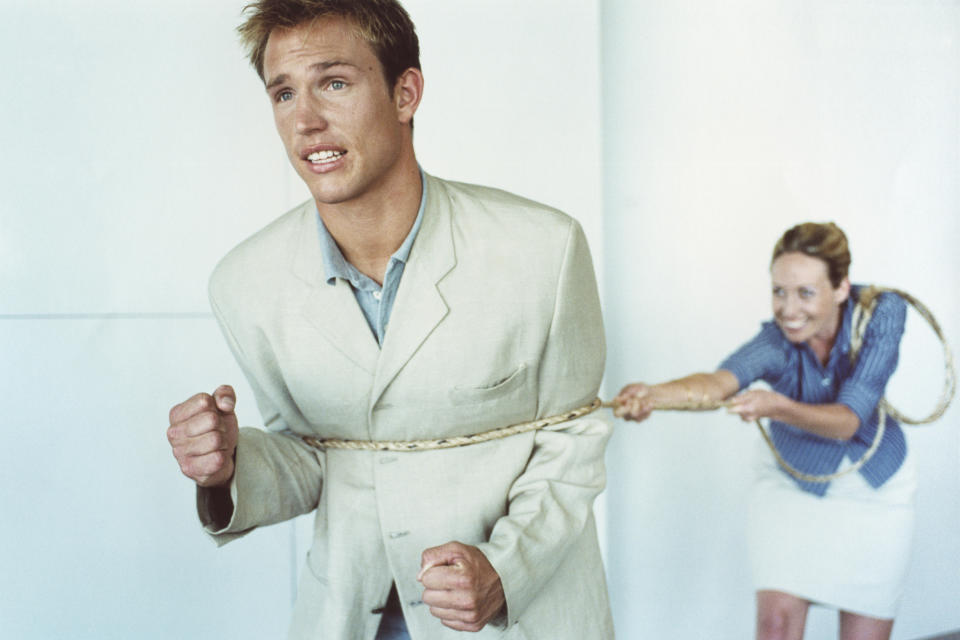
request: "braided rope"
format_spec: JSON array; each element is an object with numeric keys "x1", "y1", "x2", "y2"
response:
[
  {"x1": 753, "y1": 407, "x2": 888, "y2": 483},
  {"x1": 302, "y1": 398, "x2": 605, "y2": 452}
]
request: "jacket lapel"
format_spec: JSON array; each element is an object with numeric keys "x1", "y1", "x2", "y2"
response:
[
  {"x1": 290, "y1": 204, "x2": 380, "y2": 375},
  {"x1": 370, "y1": 178, "x2": 456, "y2": 406}
]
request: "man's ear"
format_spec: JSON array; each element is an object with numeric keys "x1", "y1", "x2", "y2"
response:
[{"x1": 394, "y1": 67, "x2": 424, "y2": 124}]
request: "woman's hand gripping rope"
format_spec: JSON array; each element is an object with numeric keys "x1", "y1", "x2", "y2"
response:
[{"x1": 610, "y1": 382, "x2": 733, "y2": 422}]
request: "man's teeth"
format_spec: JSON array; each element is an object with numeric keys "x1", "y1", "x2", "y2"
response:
[
  {"x1": 783, "y1": 320, "x2": 806, "y2": 330},
  {"x1": 307, "y1": 150, "x2": 344, "y2": 163}
]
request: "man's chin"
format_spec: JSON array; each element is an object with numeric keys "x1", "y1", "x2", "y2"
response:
[{"x1": 309, "y1": 184, "x2": 359, "y2": 208}]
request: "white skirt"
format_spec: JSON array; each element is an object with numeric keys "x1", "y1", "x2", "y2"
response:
[{"x1": 747, "y1": 438, "x2": 917, "y2": 619}]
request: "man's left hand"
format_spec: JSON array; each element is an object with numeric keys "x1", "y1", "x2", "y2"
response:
[{"x1": 418, "y1": 541, "x2": 505, "y2": 632}]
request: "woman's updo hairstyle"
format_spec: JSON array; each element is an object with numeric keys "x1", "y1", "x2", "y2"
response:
[{"x1": 772, "y1": 222, "x2": 851, "y2": 288}]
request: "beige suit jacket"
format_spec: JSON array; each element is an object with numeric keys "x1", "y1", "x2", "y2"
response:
[{"x1": 200, "y1": 173, "x2": 614, "y2": 639}]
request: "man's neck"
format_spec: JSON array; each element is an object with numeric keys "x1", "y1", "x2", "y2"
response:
[{"x1": 317, "y1": 157, "x2": 422, "y2": 285}]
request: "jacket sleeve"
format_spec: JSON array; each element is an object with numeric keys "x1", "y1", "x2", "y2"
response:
[
  {"x1": 475, "y1": 219, "x2": 611, "y2": 625},
  {"x1": 196, "y1": 282, "x2": 325, "y2": 546}
]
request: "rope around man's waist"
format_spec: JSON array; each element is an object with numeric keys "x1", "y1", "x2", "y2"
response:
[
  {"x1": 300, "y1": 397, "x2": 739, "y2": 453},
  {"x1": 300, "y1": 398, "x2": 610, "y2": 452}
]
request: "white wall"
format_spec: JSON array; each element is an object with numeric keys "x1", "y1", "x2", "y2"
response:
[
  {"x1": 0, "y1": 1, "x2": 602, "y2": 638},
  {"x1": 0, "y1": 3, "x2": 299, "y2": 637},
  {"x1": 601, "y1": 1, "x2": 960, "y2": 638}
]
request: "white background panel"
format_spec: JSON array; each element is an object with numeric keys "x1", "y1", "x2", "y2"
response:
[
  {"x1": 0, "y1": 318, "x2": 293, "y2": 638},
  {"x1": 0, "y1": 2, "x2": 294, "y2": 314},
  {"x1": 602, "y1": 1, "x2": 959, "y2": 638},
  {"x1": 409, "y1": 0, "x2": 604, "y2": 254}
]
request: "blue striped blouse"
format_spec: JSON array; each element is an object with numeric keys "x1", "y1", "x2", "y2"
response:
[{"x1": 719, "y1": 285, "x2": 908, "y2": 496}]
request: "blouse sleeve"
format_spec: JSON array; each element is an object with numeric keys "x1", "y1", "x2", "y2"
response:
[
  {"x1": 836, "y1": 292, "x2": 907, "y2": 428},
  {"x1": 718, "y1": 322, "x2": 789, "y2": 390}
]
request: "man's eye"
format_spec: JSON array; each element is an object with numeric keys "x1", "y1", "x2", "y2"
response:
[
  {"x1": 276, "y1": 90, "x2": 293, "y2": 103},
  {"x1": 799, "y1": 288, "x2": 814, "y2": 298},
  {"x1": 772, "y1": 287, "x2": 784, "y2": 297},
  {"x1": 329, "y1": 80, "x2": 346, "y2": 90}
]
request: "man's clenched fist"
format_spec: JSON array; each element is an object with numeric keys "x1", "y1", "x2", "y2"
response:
[{"x1": 167, "y1": 385, "x2": 239, "y2": 488}]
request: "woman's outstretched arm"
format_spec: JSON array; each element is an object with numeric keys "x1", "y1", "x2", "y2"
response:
[
  {"x1": 614, "y1": 371, "x2": 740, "y2": 422},
  {"x1": 615, "y1": 371, "x2": 860, "y2": 439}
]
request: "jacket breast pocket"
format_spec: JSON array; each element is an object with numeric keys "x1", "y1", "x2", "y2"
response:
[{"x1": 447, "y1": 363, "x2": 529, "y2": 406}]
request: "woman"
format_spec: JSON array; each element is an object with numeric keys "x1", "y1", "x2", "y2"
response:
[{"x1": 615, "y1": 222, "x2": 915, "y2": 640}]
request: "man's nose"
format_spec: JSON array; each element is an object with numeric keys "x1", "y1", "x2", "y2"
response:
[{"x1": 295, "y1": 94, "x2": 328, "y2": 135}]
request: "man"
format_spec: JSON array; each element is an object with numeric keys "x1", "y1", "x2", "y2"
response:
[{"x1": 166, "y1": 1, "x2": 613, "y2": 638}]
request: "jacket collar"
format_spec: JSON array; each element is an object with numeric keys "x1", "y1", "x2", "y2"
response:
[{"x1": 289, "y1": 173, "x2": 457, "y2": 402}]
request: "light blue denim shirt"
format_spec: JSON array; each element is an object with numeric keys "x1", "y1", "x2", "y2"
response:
[
  {"x1": 720, "y1": 285, "x2": 908, "y2": 496},
  {"x1": 315, "y1": 171, "x2": 426, "y2": 345}
]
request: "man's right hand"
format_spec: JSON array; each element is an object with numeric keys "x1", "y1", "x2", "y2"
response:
[{"x1": 167, "y1": 385, "x2": 239, "y2": 488}]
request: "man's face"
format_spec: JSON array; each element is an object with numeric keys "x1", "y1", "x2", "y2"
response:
[{"x1": 262, "y1": 18, "x2": 411, "y2": 207}]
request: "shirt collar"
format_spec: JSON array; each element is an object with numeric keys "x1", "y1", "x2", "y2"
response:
[{"x1": 316, "y1": 169, "x2": 427, "y2": 285}]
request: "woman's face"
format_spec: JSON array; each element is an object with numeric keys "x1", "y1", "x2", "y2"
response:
[{"x1": 770, "y1": 251, "x2": 850, "y2": 344}]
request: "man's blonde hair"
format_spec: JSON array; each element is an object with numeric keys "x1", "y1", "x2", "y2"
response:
[{"x1": 237, "y1": 0, "x2": 421, "y2": 92}]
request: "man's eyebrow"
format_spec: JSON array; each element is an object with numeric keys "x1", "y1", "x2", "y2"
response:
[{"x1": 265, "y1": 60, "x2": 358, "y2": 91}]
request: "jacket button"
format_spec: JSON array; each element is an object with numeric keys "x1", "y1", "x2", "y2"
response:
[{"x1": 389, "y1": 530, "x2": 410, "y2": 539}]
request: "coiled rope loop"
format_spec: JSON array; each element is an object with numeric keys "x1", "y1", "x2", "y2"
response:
[
  {"x1": 755, "y1": 286, "x2": 954, "y2": 483},
  {"x1": 852, "y1": 286, "x2": 956, "y2": 425}
]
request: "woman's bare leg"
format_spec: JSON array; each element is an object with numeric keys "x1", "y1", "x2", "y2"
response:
[
  {"x1": 838, "y1": 610, "x2": 893, "y2": 640},
  {"x1": 756, "y1": 590, "x2": 810, "y2": 640}
]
